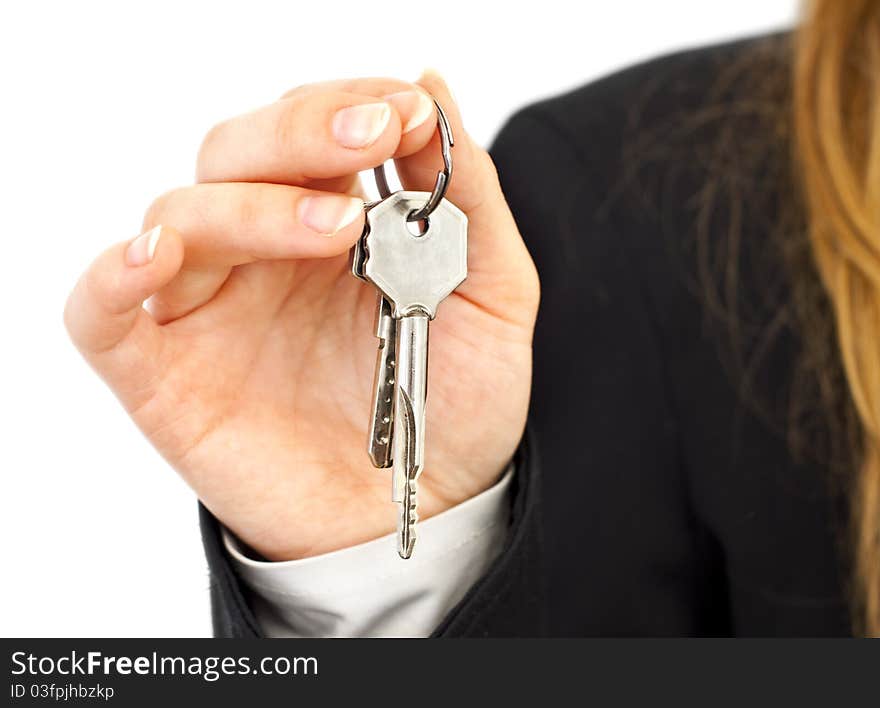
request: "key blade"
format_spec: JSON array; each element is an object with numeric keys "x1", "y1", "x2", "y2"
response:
[
  {"x1": 391, "y1": 314, "x2": 428, "y2": 559},
  {"x1": 397, "y1": 474, "x2": 417, "y2": 559},
  {"x1": 397, "y1": 401, "x2": 419, "y2": 559},
  {"x1": 391, "y1": 315, "x2": 428, "y2": 502},
  {"x1": 391, "y1": 383, "x2": 420, "y2": 501},
  {"x1": 367, "y1": 295, "x2": 396, "y2": 468}
]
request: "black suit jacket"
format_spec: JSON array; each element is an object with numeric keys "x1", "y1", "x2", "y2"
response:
[{"x1": 200, "y1": 35, "x2": 854, "y2": 637}]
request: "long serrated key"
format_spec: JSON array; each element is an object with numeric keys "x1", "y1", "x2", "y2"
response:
[
  {"x1": 362, "y1": 190, "x2": 468, "y2": 558},
  {"x1": 393, "y1": 312, "x2": 428, "y2": 556}
]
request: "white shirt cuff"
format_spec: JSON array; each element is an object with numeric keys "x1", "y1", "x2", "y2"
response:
[{"x1": 222, "y1": 465, "x2": 514, "y2": 638}]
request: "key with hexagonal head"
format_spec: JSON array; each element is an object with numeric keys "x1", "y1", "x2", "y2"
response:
[{"x1": 362, "y1": 190, "x2": 468, "y2": 558}]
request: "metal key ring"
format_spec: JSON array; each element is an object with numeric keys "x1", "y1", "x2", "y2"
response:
[{"x1": 373, "y1": 97, "x2": 454, "y2": 222}]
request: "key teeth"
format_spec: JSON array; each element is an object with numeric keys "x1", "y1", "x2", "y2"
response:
[
  {"x1": 398, "y1": 479, "x2": 418, "y2": 559},
  {"x1": 367, "y1": 296, "x2": 397, "y2": 469}
]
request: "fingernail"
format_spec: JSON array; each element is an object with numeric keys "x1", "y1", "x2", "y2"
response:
[
  {"x1": 384, "y1": 90, "x2": 434, "y2": 133},
  {"x1": 298, "y1": 195, "x2": 363, "y2": 235},
  {"x1": 332, "y1": 102, "x2": 391, "y2": 148},
  {"x1": 126, "y1": 225, "x2": 162, "y2": 267}
]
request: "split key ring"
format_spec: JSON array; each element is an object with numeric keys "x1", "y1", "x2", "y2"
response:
[{"x1": 372, "y1": 96, "x2": 454, "y2": 223}]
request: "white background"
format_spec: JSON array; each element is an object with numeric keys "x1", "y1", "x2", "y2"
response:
[{"x1": 1, "y1": 0, "x2": 797, "y2": 637}]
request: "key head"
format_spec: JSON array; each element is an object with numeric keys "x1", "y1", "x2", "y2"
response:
[
  {"x1": 350, "y1": 230, "x2": 367, "y2": 282},
  {"x1": 350, "y1": 209, "x2": 372, "y2": 282},
  {"x1": 363, "y1": 191, "x2": 467, "y2": 319}
]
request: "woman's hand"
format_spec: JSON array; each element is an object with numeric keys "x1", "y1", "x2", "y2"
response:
[{"x1": 64, "y1": 73, "x2": 539, "y2": 560}]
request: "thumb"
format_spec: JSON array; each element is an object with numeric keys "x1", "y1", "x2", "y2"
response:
[
  {"x1": 64, "y1": 225, "x2": 185, "y2": 413},
  {"x1": 397, "y1": 71, "x2": 538, "y2": 315}
]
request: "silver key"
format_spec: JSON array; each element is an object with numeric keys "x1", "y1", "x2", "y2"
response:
[
  {"x1": 363, "y1": 190, "x2": 468, "y2": 558},
  {"x1": 352, "y1": 206, "x2": 397, "y2": 468},
  {"x1": 367, "y1": 293, "x2": 396, "y2": 468}
]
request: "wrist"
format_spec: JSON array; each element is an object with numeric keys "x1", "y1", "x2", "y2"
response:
[
  {"x1": 225, "y1": 460, "x2": 514, "y2": 563},
  {"x1": 226, "y1": 461, "x2": 515, "y2": 565}
]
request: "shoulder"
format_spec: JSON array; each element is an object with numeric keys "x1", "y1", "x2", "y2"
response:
[
  {"x1": 494, "y1": 33, "x2": 791, "y2": 160},
  {"x1": 548, "y1": 34, "x2": 784, "y2": 106},
  {"x1": 490, "y1": 34, "x2": 800, "y2": 429},
  {"x1": 490, "y1": 32, "x2": 795, "y2": 333},
  {"x1": 491, "y1": 33, "x2": 792, "y2": 214},
  {"x1": 492, "y1": 37, "x2": 851, "y2": 635}
]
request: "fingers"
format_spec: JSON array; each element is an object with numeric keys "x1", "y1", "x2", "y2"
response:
[
  {"x1": 183, "y1": 74, "x2": 535, "y2": 326},
  {"x1": 64, "y1": 226, "x2": 185, "y2": 412},
  {"x1": 145, "y1": 182, "x2": 364, "y2": 266},
  {"x1": 142, "y1": 182, "x2": 366, "y2": 322},
  {"x1": 197, "y1": 83, "x2": 437, "y2": 185}
]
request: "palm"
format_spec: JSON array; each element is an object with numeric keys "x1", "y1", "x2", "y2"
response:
[{"x1": 137, "y1": 252, "x2": 532, "y2": 558}]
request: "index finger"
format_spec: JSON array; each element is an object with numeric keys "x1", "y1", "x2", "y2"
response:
[{"x1": 197, "y1": 81, "x2": 437, "y2": 185}]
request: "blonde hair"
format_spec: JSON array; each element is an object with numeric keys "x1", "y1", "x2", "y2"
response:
[{"x1": 794, "y1": 0, "x2": 880, "y2": 635}]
